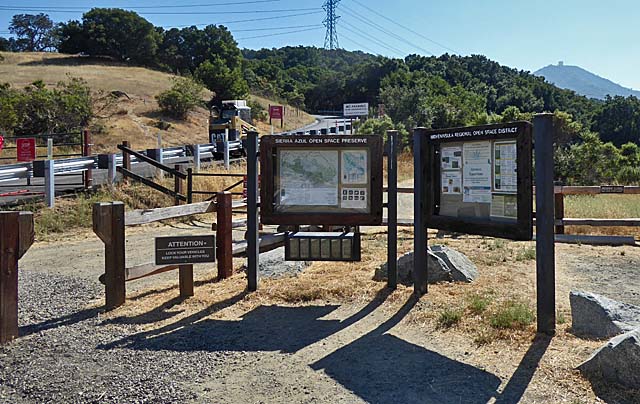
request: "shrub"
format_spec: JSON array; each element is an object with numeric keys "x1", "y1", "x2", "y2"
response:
[
  {"x1": 468, "y1": 293, "x2": 492, "y2": 315},
  {"x1": 156, "y1": 77, "x2": 204, "y2": 120},
  {"x1": 437, "y1": 308, "x2": 462, "y2": 328},
  {"x1": 490, "y1": 300, "x2": 534, "y2": 330}
]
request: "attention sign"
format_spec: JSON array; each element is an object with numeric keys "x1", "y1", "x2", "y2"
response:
[
  {"x1": 16, "y1": 138, "x2": 36, "y2": 162},
  {"x1": 343, "y1": 103, "x2": 369, "y2": 117},
  {"x1": 0, "y1": 135, "x2": 4, "y2": 152},
  {"x1": 155, "y1": 235, "x2": 216, "y2": 265}
]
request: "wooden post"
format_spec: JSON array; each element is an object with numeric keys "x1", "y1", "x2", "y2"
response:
[
  {"x1": 0, "y1": 212, "x2": 33, "y2": 344},
  {"x1": 217, "y1": 192, "x2": 233, "y2": 280},
  {"x1": 93, "y1": 202, "x2": 126, "y2": 310},
  {"x1": 247, "y1": 131, "x2": 259, "y2": 291},
  {"x1": 387, "y1": 130, "x2": 398, "y2": 289},
  {"x1": 554, "y1": 192, "x2": 565, "y2": 235},
  {"x1": 413, "y1": 128, "x2": 428, "y2": 295},
  {"x1": 187, "y1": 168, "x2": 193, "y2": 204},
  {"x1": 174, "y1": 164, "x2": 184, "y2": 206},
  {"x1": 83, "y1": 129, "x2": 93, "y2": 189},
  {"x1": 179, "y1": 264, "x2": 194, "y2": 297},
  {"x1": 534, "y1": 114, "x2": 556, "y2": 335},
  {"x1": 122, "y1": 141, "x2": 131, "y2": 184}
]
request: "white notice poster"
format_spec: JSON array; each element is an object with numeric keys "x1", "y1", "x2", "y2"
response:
[
  {"x1": 279, "y1": 150, "x2": 339, "y2": 206},
  {"x1": 441, "y1": 146, "x2": 462, "y2": 170},
  {"x1": 340, "y1": 188, "x2": 367, "y2": 209},
  {"x1": 490, "y1": 194, "x2": 518, "y2": 219},
  {"x1": 441, "y1": 171, "x2": 462, "y2": 194},
  {"x1": 462, "y1": 141, "x2": 492, "y2": 203},
  {"x1": 494, "y1": 141, "x2": 517, "y2": 193},
  {"x1": 341, "y1": 150, "x2": 368, "y2": 184}
]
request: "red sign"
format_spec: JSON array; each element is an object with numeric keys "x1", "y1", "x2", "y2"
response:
[
  {"x1": 242, "y1": 175, "x2": 261, "y2": 199},
  {"x1": 17, "y1": 138, "x2": 36, "y2": 162},
  {"x1": 0, "y1": 135, "x2": 4, "y2": 152},
  {"x1": 269, "y1": 105, "x2": 284, "y2": 120}
]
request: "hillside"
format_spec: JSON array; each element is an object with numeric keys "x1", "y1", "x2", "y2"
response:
[
  {"x1": 535, "y1": 63, "x2": 640, "y2": 100},
  {"x1": 0, "y1": 52, "x2": 314, "y2": 154}
]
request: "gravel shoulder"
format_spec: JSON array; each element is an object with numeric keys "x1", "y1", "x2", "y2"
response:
[{"x1": 2, "y1": 223, "x2": 640, "y2": 403}]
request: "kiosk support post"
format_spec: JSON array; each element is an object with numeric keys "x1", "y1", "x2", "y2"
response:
[
  {"x1": 533, "y1": 114, "x2": 556, "y2": 334},
  {"x1": 387, "y1": 130, "x2": 398, "y2": 289},
  {"x1": 413, "y1": 128, "x2": 428, "y2": 295},
  {"x1": 247, "y1": 131, "x2": 259, "y2": 291}
]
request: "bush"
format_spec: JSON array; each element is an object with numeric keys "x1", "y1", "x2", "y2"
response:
[
  {"x1": 437, "y1": 308, "x2": 462, "y2": 328},
  {"x1": 156, "y1": 77, "x2": 204, "y2": 120},
  {"x1": 0, "y1": 76, "x2": 93, "y2": 136},
  {"x1": 489, "y1": 300, "x2": 534, "y2": 330}
]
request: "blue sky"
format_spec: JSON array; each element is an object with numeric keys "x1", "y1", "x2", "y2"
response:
[{"x1": 1, "y1": 0, "x2": 639, "y2": 89}]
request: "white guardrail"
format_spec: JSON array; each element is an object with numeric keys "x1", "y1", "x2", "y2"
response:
[{"x1": 0, "y1": 140, "x2": 244, "y2": 206}]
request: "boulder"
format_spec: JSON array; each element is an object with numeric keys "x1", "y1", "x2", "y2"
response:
[
  {"x1": 242, "y1": 247, "x2": 311, "y2": 279},
  {"x1": 578, "y1": 329, "x2": 640, "y2": 389},
  {"x1": 374, "y1": 246, "x2": 478, "y2": 285},
  {"x1": 570, "y1": 290, "x2": 640, "y2": 339}
]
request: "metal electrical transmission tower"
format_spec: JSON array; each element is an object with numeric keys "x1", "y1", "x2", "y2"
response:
[{"x1": 323, "y1": 0, "x2": 341, "y2": 50}]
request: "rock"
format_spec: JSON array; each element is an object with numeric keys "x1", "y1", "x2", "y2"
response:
[
  {"x1": 570, "y1": 290, "x2": 640, "y2": 339},
  {"x1": 243, "y1": 247, "x2": 311, "y2": 279},
  {"x1": 578, "y1": 329, "x2": 640, "y2": 389},
  {"x1": 374, "y1": 246, "x2": 478, "y2": 285}
]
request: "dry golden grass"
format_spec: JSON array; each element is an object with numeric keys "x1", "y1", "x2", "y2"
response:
[
  {"x1": 95, "y1": 227, "x2": 626, "y2": 402},
  {"x1": 0, "y1": 52, "x2": 314, "y2": 155}
]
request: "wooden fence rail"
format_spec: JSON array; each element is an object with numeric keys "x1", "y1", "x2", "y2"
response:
[{"x1": 0, "y1": 211, "x2": 34, "y2": 344}]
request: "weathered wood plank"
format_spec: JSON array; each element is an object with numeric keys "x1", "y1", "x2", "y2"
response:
[
  {"x1": 105, "y1": 203, "x2": 126, "y2": 310},
  {"x1": 125, "y1": 201, "x2": 215, "y2": 226},
  {"x1": 560, "y1": 218, "x2": 640, "y2": 227},
  {"x1": 212, "y1": 219, "x2": 247, "y2": 231},
  {"x1": 232, "y1": 233, "x2": 286, "y2": 257},
  {"x1": 92, "y1": 202, "x2": 114, "y2": 243},
  {"x1": 217, "y1": 192, "x2": 233, "y2": 280},
  {"x1": 0, "y1": 212, "x2": 19, "y2": 344},
  {"x1": 18, "y1": 212, "x2": 34, "y2": 259}
]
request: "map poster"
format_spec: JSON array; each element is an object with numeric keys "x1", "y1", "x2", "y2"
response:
[
  {"x1": 441, "y1": 146, "x2": 462, "y2": 170},
  {"x1": 462, "y1": 141, "x2": 492, "y2": 203},
  {"x1": 441, "y1": 171, "x2": 462, "y2": 194},
  {"x1": 341, "y1": 150, "x2": 368, "y2": 184},
  {"x1": 494, "y1": 141, "x2": 517, "y2": 193},
  {"x1": 490, "y1": 194, "x2": 518, "y2": 219},
  {"x1": 279, "y1": 150, "x2": 339, "y2": 206},
  {"x1": 341, "y1": 187, "x2": 367, "y2": 209}
]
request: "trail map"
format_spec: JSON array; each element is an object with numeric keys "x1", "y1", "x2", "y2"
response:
[{"x1": 279, "y1": 150, "x2": 339, "y2": 205}]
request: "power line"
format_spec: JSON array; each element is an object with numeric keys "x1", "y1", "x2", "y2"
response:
[
  {"x1": 323, "y1": 0, "x2": 340, "y2": 50},
  {"x1": 340, "y1": 4, "x2": 434, "y2": 55},
  {"x1": 0, "y1": 6, "x2": 321, "y2": 15},
  {"x1": 340, "y1": 33, "x2": 380, "y2": 55},
  {"x1": 340, "y1": 21, "x2": 405, "y2": 57},
  {"x1": 236, "y1": 26, "x2": 322, "y2": 41},
  {"x1": 0, "y1": 0, "x2": 281, "y2": 10},
  {"x1": 348, "y1": 0, "x2": 460, "y2": 54},
  {"x1": 160, "y1": 11, "x2": 323, "y2": 29},
  {"x1": 232, "y1": 24, "x2": 322, "y2": 32}
]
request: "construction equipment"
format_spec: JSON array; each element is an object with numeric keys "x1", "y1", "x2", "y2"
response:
[{"x1": 208, "y1": 100, "x2": 258, "y2": 156}]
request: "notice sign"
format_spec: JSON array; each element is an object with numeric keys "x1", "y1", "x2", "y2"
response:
[
  {"x1": 462, "y1": 141, "x2": 492, "y2": 203},
  {"x1": 343, "y1": 103, "x2": 369, "y2": 117},
  {"x1": 269, "y1": 105, "x2": 284, "y2": 120},
  {"x1": 155, "y1": 235, "x2": 216, "y2": 265},
  {"x1": 17, "y1": 138, "x2": 36, "y2": 162},
  {"x1": 0, "y1": 134, "x2": 4, "y2": 152}
]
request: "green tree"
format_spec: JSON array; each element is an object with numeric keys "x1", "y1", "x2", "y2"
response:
[
  {"x1": 9, "y1": 13, "x2": 57, "y2": 51},
  {"x1": 58, "y1": 8, "x2": 160, "y2": 65},
  {"x1": 592, "y1": 95, "x2": 640, "y2": 146},
  {"x1": 195, "y1": 58, "x2": 248, "y2": 103},
  {"x1": 156, "y1": 77, "x2": 204, "y2": 120}
]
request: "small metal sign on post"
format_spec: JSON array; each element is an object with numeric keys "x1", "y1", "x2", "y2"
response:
[
  {"x1": 155, "y1": 235, "x2": 216, "y2": 265},
  {"x1": 343, "y1": 103, "x2": 369, "y2": 117},
  {"x1": 0, "y1": 134, "x2": 4, "y2": 152},
  {"x1": 16, "y1": 138, "x2": 36, "y2": 162},
  {"x1": 269, "y1": 105, "x2": 284, "y2": 128}
]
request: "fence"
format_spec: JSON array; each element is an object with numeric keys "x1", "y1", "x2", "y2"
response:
[{"x1": 93, "y1": 193, "x2": 241, "y2": 310}]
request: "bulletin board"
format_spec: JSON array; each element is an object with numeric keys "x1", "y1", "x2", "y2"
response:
[{"x1": 420, "y1": 121, "x2": 533, "y2": 240}]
